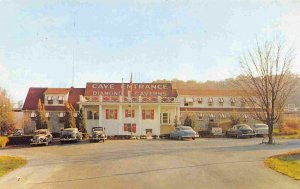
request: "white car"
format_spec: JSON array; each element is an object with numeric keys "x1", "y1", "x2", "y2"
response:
[
  {"x1": 60, "y1": 128, "x2": 82, "y2": 143},
  {"x1": 253, "y1": 124, "x2": 269, "y2": 137},
  {"x1": 30, "y1": 129, "x2": 53, "y2": 146},
  {"x1": 170, "y1": 126, "x2": 199, "y2": 140}
]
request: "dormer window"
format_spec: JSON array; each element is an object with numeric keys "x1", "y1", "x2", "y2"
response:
[
  {"x1": 208, "y1": 98, "x2": 213, "y2": 106},
  {"x1": 58, "y1": 96, "x2": 64, "y2": 104},
  {"x1": 47, "y1": 96, "x2": 54, "y2": 104},
  {"x1": 230, "y1": 98, "x2": 236, "y2": 106},
  {"x1": 197, "y1": 97, "x2": 202, "y2": 104},
  {"x1": 240, "y1": 98, "x2": 246, "y2": 107},
  {"x1": 218, "y1": 98, "x2": 224, "y2": 106}
]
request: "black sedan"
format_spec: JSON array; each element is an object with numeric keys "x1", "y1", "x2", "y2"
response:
[{"x1": 226, "y1": 124, "x2": 255, "y2": 138}]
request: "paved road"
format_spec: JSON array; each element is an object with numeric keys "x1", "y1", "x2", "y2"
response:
[{"x1": 0, "y1": 138, "x2": 299, "y2": 189}]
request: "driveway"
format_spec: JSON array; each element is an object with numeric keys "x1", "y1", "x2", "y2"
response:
[{"x1": 0, "y1": 138, "x2": 299, "y2": 189}]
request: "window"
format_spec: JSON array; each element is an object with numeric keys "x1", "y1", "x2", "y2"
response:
[
  {"x1": 58, "y1": 96, "x2": 64, "y2": 104},
  {"x1": 219, "y1": 98, "x2": 224, "y2": 106},
  {"x1": 87, "y1": 111, "x2": 93, "y2": 120},
  {"x1": 208, "y1": 97, "x2": 213, "y2": 106},
  {"x1": 94, "y1": 112, "x2": 99, "y2": 120},
  {"x1": 106, "y1": 109, "x2": 118, "y2": 119},
  {"x1": 58, "y1": 112, "x2": 65, "y2": 123},
  {"x1": 142, "y1": 109, "x2": 154, "y2": 120},
  {"x1": 220, "y1": 113, "x2": 226, "y2": 119},
  {"x1": 198, "y1": 113, "x2": 204, "y2": 120},
  {"x1": 125, "y1": 109, "x2": 135, "y2": 118},
  {"x1": 230, "y1": 98, "x2": 236, "y2": 106},
  {"x1": 184, "y1": 97, "x2": 194, "y2": 106},
  {"x1": 162, "y1": 113, "x2": 170, "y2": 124},
  {"x1": 47, "y1": 96, "x2": 53, "y2": 104},
  {"x1": 145, "y1": 110, "x2": 151, "y2": 119},
  {"x1": 197, "y1": 97, "x2": 202, "y2": 104},
  {"x1": 123, "y1": 123, "x2": 136, "y2": 133},
  {"x1": 30, "y1": 112, "x2": 36, "y2": 120}
]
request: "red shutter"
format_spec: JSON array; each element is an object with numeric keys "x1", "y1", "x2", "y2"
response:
[
  {"x1": 132, "y1": 124, "x2": 136, "y2": 133},
  {"x1": 105, "y1": 109, "x2": 109, "y2": 119},
  {"x1": 151, "y1": 109, "x2": 154, "y2": 120},
  {"x1": 142, "y1": 110, "x2": 145, "y2": 120},
  {"x1": 125, "y1": 109, "x2": 128, "y2": 118},
  {"x1": 124, "y1": 124, "x2": 127, "y2": 131},
  {"x1": 114, "y1": 109, "x2": 118, "y2": 119},
  {"x1": 132, "y1": 109, "x2": 135, "y2": 118}
]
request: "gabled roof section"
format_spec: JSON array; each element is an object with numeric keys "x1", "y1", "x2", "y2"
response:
[
  {"x1": 44, "y1": 88, "x2": 70, "y2": 95},
  {"x1": 68, "y1": 87, "x2": 85, "y2": 110},
  {"x1": 22, "y1": 88, "x2": 47, "y2": 110},
  {"x1": 177, "y1": 89, "x2": 245, "y2": 96}
]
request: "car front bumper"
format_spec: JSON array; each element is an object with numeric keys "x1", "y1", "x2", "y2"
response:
[
  {"x1": 181, "y1": 134, "x2": 199, "y2": 139},
  {"x1": 60, "y1": 138, "x2": 77, "y2": 141}
]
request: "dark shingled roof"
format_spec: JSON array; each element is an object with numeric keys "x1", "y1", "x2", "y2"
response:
[
  {"x1": 22, "y1": 88, "x2": 47, "y2": 111},
  {"x1": 22, "y1": 87, "x2": 85, "y2": 111}
]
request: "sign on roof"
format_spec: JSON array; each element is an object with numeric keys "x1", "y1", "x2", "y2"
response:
[{"x1": 85, "y1": 83, "x2": 174, "y2": 97}]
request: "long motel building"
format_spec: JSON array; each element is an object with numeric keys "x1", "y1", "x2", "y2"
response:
[{"x1": 22, "y1": 83, "x2": 255, "y2": 135}]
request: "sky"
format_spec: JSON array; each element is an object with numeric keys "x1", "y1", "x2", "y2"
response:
[{"x1": 0, "y1": 0, "x2": 300, "y2": 102}]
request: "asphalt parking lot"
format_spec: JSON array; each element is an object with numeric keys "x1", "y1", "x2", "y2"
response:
[{"x1": 0, "y1": 138, "x2": 299, "y2": 189}]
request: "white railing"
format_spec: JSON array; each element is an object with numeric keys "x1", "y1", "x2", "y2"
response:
[{"x1": 80, "y1": 95, "x2": 179, "y2": 103}]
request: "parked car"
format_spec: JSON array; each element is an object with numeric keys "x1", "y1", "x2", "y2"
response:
[
  {"x1": 253, "y1": 123, "x2": 269, "y2": 137},
  {"x1": 12, "y1": 129, "x2": 24, "y2": 136},
  {"x1": 60, "y1": 128, "x2": 82, "y2": 143},
  {"x1": 226, "y1": 124, "x2": 255, "y2": 138},
  {"x1": 30, "y1": 129, "x2": 53, "y2": 146},
  {"x1": 170, "y1": 126, "x2": 199, "y2": 140},
  {"x1": 89, "y1": 127, "x2": 107, "y2": 143}
]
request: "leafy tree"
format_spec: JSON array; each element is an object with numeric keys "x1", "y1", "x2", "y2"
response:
[
  {"x1": 0, "y1": 89, "x2": 14, "y2": 135},
  {"x1": 64, "y1": 102, "x2": 76, "y2": 128},
  {"x1": 184, "y1": 116, "x2": 192, "y2": 127},
  {"x1": 76, "y1": 108, "x2": 86, "y2": 132},
  {"x1": 236, "y1": 40, "x2": 299, "y2": 144},
  {"x1": 35, "y1": 99, "x2": 48, "y2": 130}
]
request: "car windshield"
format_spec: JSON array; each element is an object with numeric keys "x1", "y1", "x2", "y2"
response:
[
  {"x1": 237, "y1": 125, "x2": 251, "y2": 129},
  {"x1": 180, "y1": 127, "x2": 193, "y2": 131},
  {"x1": 93, "y1": 128, "x2": 103, "y2": 131},
  {"x1": 255, "y1": 124, "x2": 268, "y2": 128},
  {"x1": 62, "y1": 130, "x2": 74, "y2": 134},
  {"x1": 35, "y1": 131, "x2": 46, "y2": 135}
]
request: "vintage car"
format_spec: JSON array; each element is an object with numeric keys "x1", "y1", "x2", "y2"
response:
[
  {"x1": 30, "y1": 129, "x2": 53, "y2": 146},
  {"x1": 12, "y1": 129, "x2": 24, "y2": 136},
  {"x1": 89, "y1": 127, "x2": 107, "y2": 143},
  {"x1": 253, "y1": 123, "x2": 269, "y2": 137},
  {"x1": 226, "y1": 124, "x2": 255, "y2": 138},
  {"x1": 60, "y1": 128, "x2": 82, "y2": 143},
  {"x1": 170, "y1": 126, "x2": 199, "y2": 140}
]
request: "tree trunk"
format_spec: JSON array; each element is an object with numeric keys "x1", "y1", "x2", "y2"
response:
[{"x1": 268, "y1": 123, "x2": 273, "y2": 144}]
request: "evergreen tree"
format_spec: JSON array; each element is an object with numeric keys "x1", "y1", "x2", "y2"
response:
[
  {"x1": 76, "y1": 108, "x2": 86, "y2": 132},
  {"x1": 35, "y1": 99, "x2": 45, "y2": 130},
  {"x1": 64, "y1": 102, "x2": 76, "y2": 128},
  {"x1": 184, "y1": 116, "x2": 192, "y2": 127}
]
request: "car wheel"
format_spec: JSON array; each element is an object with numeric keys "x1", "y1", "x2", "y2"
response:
[
  {"x1": 60, "y1": 141, "x2": 64, "y2": 144},
  {"x1": 192, "y1": 137, "x2": 195, "y2": 140}
]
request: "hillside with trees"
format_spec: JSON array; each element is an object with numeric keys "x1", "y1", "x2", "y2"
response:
[{"x1": 153, "y1": 76, "x2": 300, "y2": 106}]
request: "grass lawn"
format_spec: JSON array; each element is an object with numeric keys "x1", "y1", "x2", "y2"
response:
[
  {"x1": 0, "y1": 156, "x2": 27, "y2": 177},
  {"x1": 265, "y1": 150, "x2": 300, "y2": 180}
]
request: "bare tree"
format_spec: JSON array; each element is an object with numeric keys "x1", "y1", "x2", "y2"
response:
[{"x1": 236, "y1": 40, "x2": 298, "y2": 144}]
